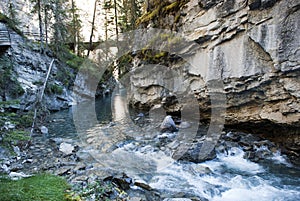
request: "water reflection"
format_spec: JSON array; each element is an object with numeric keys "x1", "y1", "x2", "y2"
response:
[
  {"x1": 111, "y1": 85, "x2": 128, "y2": 123},
  {"x1": 48, "y1": 96, "x2": 113, "y2": 139}
]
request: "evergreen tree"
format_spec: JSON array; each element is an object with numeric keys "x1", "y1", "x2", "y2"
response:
[
  {"x1": 51, "y1": 0, "x2": 69, "y2": 55},
  {"x1": 43, "y1": 0, "x2": 52, "y2": 50},
  {"x1": 7, "y1": 0, "x2": 20, "y2": 28},
  {"x1": 119, "y1": 0, "x2": 144, "y2": 32},
  {"x1": 68, "y1": 0, "x2": 82, "y2": 56},
  {"x1": 31, "y1": 0, "x2": 45, "y2": 53}
]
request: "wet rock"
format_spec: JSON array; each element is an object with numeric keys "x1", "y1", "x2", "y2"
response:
[
  {"x1": 72, "y1": 175, "x2": 89, "y2": 183},
  {"x1": 1, "y1": 164, "x2": 9, "y2": 173},
  {"x1": 40, "y1": 126, "x2": 48, "y2": 134},
  {"x1": 242, "y1": 145, "x2": 253, "y2": 152},
  {"x1": 74, "y1": 163, "x2": 86, "y2": 171},
  {"x1": 76, "y1": 149, "x2": 95, "y2": 162},
  {"x1": 59, "y1": 142, "x2": 75, "y2": 155},
  {"x1": 254, "y1": 140, "x2": 275, "y2": 148},
  {"x1": 9, "y1": 172, "x2": 32, "y2": 180},
  {"x1": 56, "y1": 167, "x2": 71, "y2": 176},
  {"x1": 111, "y1": 174, "x2": 132, "y2": 190},
  {"x1": 134, "y1": 181, "x2": 153, "y2": 191},
  {"x1": 129, "y1": 197, "x2": 146, "y2": 201},
  {"x1": 215, "y1": 144, "x2": 228, "y2": 154},
  {"x1": 13, "y1": 146, "x2": 21, "y2": 156},
  {"x1": 188, "y1": 165, "x2": 212, "y2": 175},
  {"x1": 255, "y1": 149, "x2": 272, "y2": 160},
  {"x1": 22, "y1": 159, "x2": 33, "y2": 164},
  {"x1": 10, "y1": 163, "x2": 23, "y2": 172},
  {"x1": 178, "y1": 122, "x2": 191, "y2": 129},
  {"x1": 174, "y1": 141, "x2": 216, "y2": 163},
  {"x1": 244, "y1": 151, "x2": 256, "y2": 160},
  {"x1": 224, "y1": 132, "x2": 241, "y2": 142},
  {"x1": 4, "y1": 122, "x2": 16, "y2": 129}
]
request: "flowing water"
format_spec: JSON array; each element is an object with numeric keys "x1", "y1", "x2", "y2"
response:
[{"x1": 47, "y1": 88, "x2": 300, "y2": 201}]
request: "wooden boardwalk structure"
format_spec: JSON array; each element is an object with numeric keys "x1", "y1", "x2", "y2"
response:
[{"x1": 0, "y1": 23, "x2": 11, "y2": 47}]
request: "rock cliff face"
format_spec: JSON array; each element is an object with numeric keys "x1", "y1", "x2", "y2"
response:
[
  {"x1": 128, "y1": 0, "x2": 300, "y2": 140},
  {"x1": 0, "y1": 22, "x2": 74, "y2": 111}
]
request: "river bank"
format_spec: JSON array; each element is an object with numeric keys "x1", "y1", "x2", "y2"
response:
[{"x1": 1, "y1": 97, "x2": 300, "y2": 200}]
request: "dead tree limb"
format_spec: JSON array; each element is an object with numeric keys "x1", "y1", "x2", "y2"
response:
[{"x1": 30, "y1": 59, "x2": 55, "y2": 137}]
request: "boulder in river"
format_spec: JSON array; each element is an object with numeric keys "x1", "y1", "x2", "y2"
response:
[{"x1": 59, "y1": 142, "x2": 75, "y2": 155}]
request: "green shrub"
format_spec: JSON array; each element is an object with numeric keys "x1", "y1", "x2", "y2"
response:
[
  {"x1": 4, "y1": 130, "x2": 30, "y2": 145},
  {"x1": 45, "y1": 84, "x2": 63, "y2": 95},
  {"x1": 33, "y1": 80, "x2": 44, "y2": 86},
  {"x1": 0, "y1": 56, "x2": 25, "y2": 98},
  {"x1": 66, "y1": 54, "x2": 85, "y2": 70}
]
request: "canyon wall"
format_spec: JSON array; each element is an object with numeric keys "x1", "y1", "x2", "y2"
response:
[
  {"x1": 0, "y1": 22, "x2": 74, "y2": 111},
  {"x1": 128, "y1": 0, "x2": 300, "y2": 139}
]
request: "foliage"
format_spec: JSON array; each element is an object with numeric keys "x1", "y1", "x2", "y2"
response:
[
  {"x1": 139, "y1": 49, "x2": 169, "y2": 64},
  {"x1": 0, "y1": 174, "x2": 70, "y2": 201},
  {"x1": 0, "y1": 103, "x2": 34, "y2": 150},
  {"x1": 0, "y1": 55, "x2": 25, "y2": 99},
  {"x1": 64, "y1": 190, "x2": 83, "y2": 201},
  {"x1": 0, "y1": 109, "x2": 35, "y2": 129},
  {"x1": 136, "y1": 6, "x2": 161, "y2": 25},
  {"x1": 18, "y1": 115, "x2": 33, "y2": 128},
  {"x1": 66, "y1": 0, "x2": 84, "y2": 56},
  {"x1": 78, "y1": 180, "x2": 113, "y2": 200},
  {"x1": 32, "y1": 80, "x2": 44, "y2": 86},
  {"x1": 3, "y1": 130, "x2": 30, "y2": 145},
  {"x1": 118, "y1": 0, "x2": 144, "y2": 32},
  {"x1": 163, "y1": 1, "x2": 180, "y2": 12},
  {"x1": 65, "y1": 51, "x2": 85, "y2": 70},
  {"x1": 117, "y1": 54, "x2": 133, "y2": 77},
  {"x1": 136, "y1": 0, "x2": 188, "y2": 25},
  {"x1": 45, "y1": 83, "x2": 63, "y2": 95},
  {"x1": 0, "y1": 12, "x2": 23, "y2": 36}
]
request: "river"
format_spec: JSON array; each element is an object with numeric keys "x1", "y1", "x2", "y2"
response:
[{"x1": 46, "y1": 87, "x2": 300, "y2": 201}]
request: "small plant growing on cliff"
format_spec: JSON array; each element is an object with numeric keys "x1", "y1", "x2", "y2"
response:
[
  {"x1": 3, "y1": 130, "x2": 30, "y2": 146},
  {"x1": 0, "y1": 12, "x2": 23, "y2": 36},
  {"x1": 45, "y1": 84, "x2": 64, "y2": 95},
  {"x1": 0, "y1": 55, "x2": 25, "y2": 98}
]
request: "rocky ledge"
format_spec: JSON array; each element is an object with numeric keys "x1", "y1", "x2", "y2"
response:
[{"x1": 125, "y1": 0, "x2": 299, "y2": 153}]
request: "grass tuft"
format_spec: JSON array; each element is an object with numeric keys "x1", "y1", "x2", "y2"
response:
[{"x1": 0, "y1": 174, "x2": 70, "y2": 201}]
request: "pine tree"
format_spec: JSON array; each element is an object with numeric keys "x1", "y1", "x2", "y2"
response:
[
  {"x1": 68, "y1": 0, "x2": 82, "y2": 56},
  {"x1": 118, "y1": 0, "x2": 144, "y2": 32},
  {"x1": 7, "y1": 0, "x2": 20, "y2": 29},
  {"x1": 43, "y1": 0, "x2": 52, "y2": 51},
  {"x1": 51, "y1": 0, "x2": 69, "y2": 55},
  {"x1": 31, "y1": 0, "x2": 45, "y2": 53}
]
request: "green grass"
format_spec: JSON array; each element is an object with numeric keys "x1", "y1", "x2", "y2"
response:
[
  {"x1": 0, "y1": 174, "x2": 70, "y2": 201},
  {"x1": 45, "y1": 83, "x2": 64, "y2": 95}
]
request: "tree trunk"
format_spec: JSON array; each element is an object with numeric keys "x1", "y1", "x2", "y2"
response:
[
  {"x1": 114, "y1": 0, "x2": 120, "y2": 75},
  {"x1": 37, "y1": 0, "x2": 44, "y2": 53},
  {"x1": 44, "y1": 5, "x2": 48, "y2": 50},
  {"x1": 87, "y1": 0, "x2": 98, "y2": 57},
  {"x1": 71, "y1": 0, "x2": 78, "y2": 55},
  {"x1": 30, "y1": 59, "x2": 55, "y2": 137}
]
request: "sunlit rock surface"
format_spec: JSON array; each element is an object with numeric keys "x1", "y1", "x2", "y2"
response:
[{"x1": 129, "y1": 0, "x2": 299, "y2": 138}]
